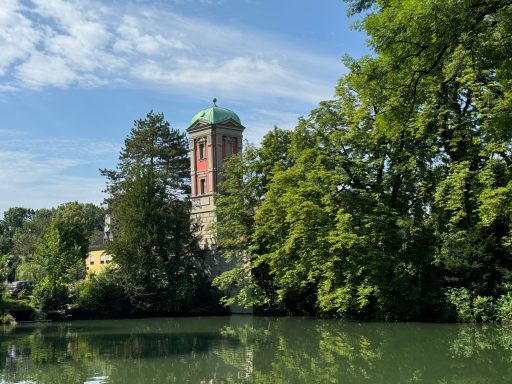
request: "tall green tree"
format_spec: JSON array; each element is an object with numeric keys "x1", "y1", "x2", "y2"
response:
[
  {"x1": 343, "y1": 0, "x2": 512, "y2": 316},
  {"x1": 102, "y1": 111, "x2": 205, "y2": 313},
  {"x1": 212, "y1": 144, "x2": 270, "y2": 309},
  {"x1": 101, "y1": 111, "x2": 190, "y2": 206},
  {"x1": 17, "y1": 203, "x2": 90, "y2": 311},
  {"x1": 212, "y1": 129, "x2": 297, "y2": 311},
  {"x1": 215, "y1": 0, "x2": 512, "y2": 320},
  {"x1": 11, "y1": 208, "x2": 54, "y2": 259}
]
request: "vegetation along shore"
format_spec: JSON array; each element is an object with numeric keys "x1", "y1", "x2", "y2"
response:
[{"x1": 2, "y1": 0, "x2": 512, "y2": 323}]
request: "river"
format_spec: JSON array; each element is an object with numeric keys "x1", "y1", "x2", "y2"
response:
[{"x1": 1, "y1": 316, "x2": 511, "y2": 383}]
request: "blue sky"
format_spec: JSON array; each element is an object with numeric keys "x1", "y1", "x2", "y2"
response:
[{"x1": 0, "y1": 0, "x2": 368, "y2": 214}]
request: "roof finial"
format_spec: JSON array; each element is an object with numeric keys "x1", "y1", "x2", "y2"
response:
[{"x1": 213, "y1": 97, "x2": 217, "y2": 106}]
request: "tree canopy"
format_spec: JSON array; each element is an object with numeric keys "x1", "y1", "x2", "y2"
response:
[
  {"x1": 102, "y1": 111, "x2": 207, "y2": 313},
  {"x1": 214, "y1": 0, "x2": 512, "y2": 321}
]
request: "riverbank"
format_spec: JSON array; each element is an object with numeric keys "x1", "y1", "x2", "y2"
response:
[{"x1": 0, "y1": 298, "x2": 35, "y2": 324}]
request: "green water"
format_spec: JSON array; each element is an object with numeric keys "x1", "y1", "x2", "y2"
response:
[{"x1": 1, "y1": 316, "x2": 512, "y2": 383}]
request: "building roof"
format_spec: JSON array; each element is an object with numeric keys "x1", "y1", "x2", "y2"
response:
[{"x1": 190, "y1": 105, "x2": 241, "y2": 126}]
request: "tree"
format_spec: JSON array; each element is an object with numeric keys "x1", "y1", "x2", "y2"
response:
[
  {"x1": 0, "y1": 207, "x2": 34, "y2": 254},
  {"x1": 212, "y1": 144, "x2": 271, "y2": 309},
  {"x1": 214, "y1": 1, "x2": 512, "y2": 320},
  {"x1": 101, "y1": 111, "x2": 190, "y2": 207},
  {"x1": 11, "y1": 208, "x2": 54, "y2": 259},
  {"x1": 342, "y1": 0, "x2": 512, "y2": 316},
  {"x1": 19, "y1": 203, "x2": 89, "y2": 283},
  {"x1": 14, "y1": 203, "x2": 90, "y2": 311},
  {"x1": 102, "y1": 111, "x2": 205, "y2": 313}
]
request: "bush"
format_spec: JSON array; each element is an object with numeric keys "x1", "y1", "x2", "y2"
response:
[
  {"x1": 496, "y1": 292, "x2": 512, "y2": 324},
  {"x1": 445, "y1": 288, "x2": 495, "y2": 323},
  {"x1": 17, "y1": 288, "x2": 32, "y2": 300},
  {"x1": 445, "y1": 287, "x2": 473, "y2": 322},
  {"x1": 32, "y1": 277, "x2": 70, "y2": 312},
  {"x1": 0, "y1": 297, "x2": 33, "y2": 311},
  {"x1": 78, "y1": 268, "x2": 130, "y2": 318},
  {"x1": 473, "y1": 295, "x2": 494, "y2": 323}
]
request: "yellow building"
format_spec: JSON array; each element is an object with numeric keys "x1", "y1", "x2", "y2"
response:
[{"x1": 86, "y1": 250, "x2": 113, "y2": 274}]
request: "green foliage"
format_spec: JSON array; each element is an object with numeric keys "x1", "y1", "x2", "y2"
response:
[
  {"x1": 1, "y1": 203, "x2": 102, "y2": 285},
  {"x1": 0, "y1": 297, "x2": 33, "y2": 311},
  {"x1": 496, "y1": 291, "x2": 512, "y2": 324},
  {"x1": 11, "y1": 208, "x2": 53, "y2": 260},
  {"x1": 27, "y1": 203, "x2": 89, "y2": 285},
  {"x1": 103, "y1": 111, "x2": 206, "y2": 314},
  {"x1": 445, "y1": 288, "x2": 474, "y2": 323},
  {"x1": 213, "y1": 130, "x2": 298, "y2": 312},
  {"x1": 214, "y1": 0, "x2": 512, "y2": 321},
  {"x1": 13, "y1": 202, "x2": 91, "y2": 312},
  {"x1": 444, "y1": 287, "x2": 505, "y2": 323},
  {"x1": 101, "y1": 110, "x2": 190, "y2": 204},
  {"x1": 0, "y1": 254, "x2": 11, "y2": 284},
  {"x1": 0, "y1": 312, "x2": 16, "y2": 325},
  {"x1": 0, "y1": 207, "x2": 34, "y2": 254},
  {"x1": 78, "y1": 268, "x2": 130, "y2": 318},
  {"x1": 32, "y1": 277, "x2": 70, "y2": 312}
]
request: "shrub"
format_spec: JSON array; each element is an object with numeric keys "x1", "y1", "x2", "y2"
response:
[
  {"x1": 473, "y1": 295, "x2": 494, "y2": 323},
  {"x1": 496, "y1": 292, "x2": 512, "y2": 324},
  {"x1": 445, "y1": 288, "x2": 495, "y2": 323},
  {"x1": 32, "y1": 277, "x2": 70, "y2": 312},
  {"x1": 445, "y1": 287, "x2": 473, "y2": 322},
  {"x1": 78, "y1": 268, "x2": 130, "y2": 318}
]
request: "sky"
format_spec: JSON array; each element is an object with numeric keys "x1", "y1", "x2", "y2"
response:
[{"x1": 0, "y1": 0, "x2": 369, "y2": 215}]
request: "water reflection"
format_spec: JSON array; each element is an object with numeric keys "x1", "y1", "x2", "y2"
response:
[{"x1": 2, "y1": 317, "x2": 512, "y2": 383}]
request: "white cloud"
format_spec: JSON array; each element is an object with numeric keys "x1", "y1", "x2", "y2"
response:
[
  {"x1": 132, "y1": 56, "x2": 332, "y2": 104},
  {"x1": 0, "y1": 0, "x2": 43, "y2": 76},
  {"x1": 115, "y1": 15, "x2": 185, "y2": 55},
  {"x1": 0, "y1": 0, "x2": 340, "y2": 102},
  {"x1": 16, "y1": 52, "x2": 76, "y2": 88},
  {"x1": 241, "y1": 107, "x2": 303, "y2": 144}
]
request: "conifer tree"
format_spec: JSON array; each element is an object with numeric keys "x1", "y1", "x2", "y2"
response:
[{"x1": 101, "y1": 111, "x2": 205, "y2": 313}]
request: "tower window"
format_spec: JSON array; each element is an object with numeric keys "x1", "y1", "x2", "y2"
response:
[
  {"x1": 200, "y1": 178, "x2": 206, "y2": 195},
  {"x1": 199, "y1": 141, "x2": 206, "y2": 160},
  {"x1": 224, "y1": 137, "x2": 233, "y2": 158}
]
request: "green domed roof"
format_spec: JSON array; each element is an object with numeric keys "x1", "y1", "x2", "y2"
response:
[{"x1": 190, "y1": 105, "x2": 241, "y2": 126}]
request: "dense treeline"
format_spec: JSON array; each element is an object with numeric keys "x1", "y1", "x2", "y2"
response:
[
  {"x1": 3, "y1": 0, "x2": 512, "y2": 322},
  {"x1": 1, "y1": 112, "x2": 216, "y2": 319},
  {"x1": 0, "y1": 203, "x2": 105, "y2": 314},
  {"x1": 214, "y1": 0, "x2": 512, "y2": 321}
]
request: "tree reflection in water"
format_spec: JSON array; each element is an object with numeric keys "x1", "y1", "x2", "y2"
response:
[{"x1": 2, "y1": 318, "x2": 512, "y2": 383}]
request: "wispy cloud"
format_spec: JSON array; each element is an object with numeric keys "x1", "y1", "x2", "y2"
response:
[
  {"x1": 0, "y1": 130, "x2": 117, "y2": 213},
  {"x1": 0, "y1": 173, "x2": 106, "y2": 214},
  {"x1": 0, "y1": 0, "x2": 340, "y2": 103}
]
